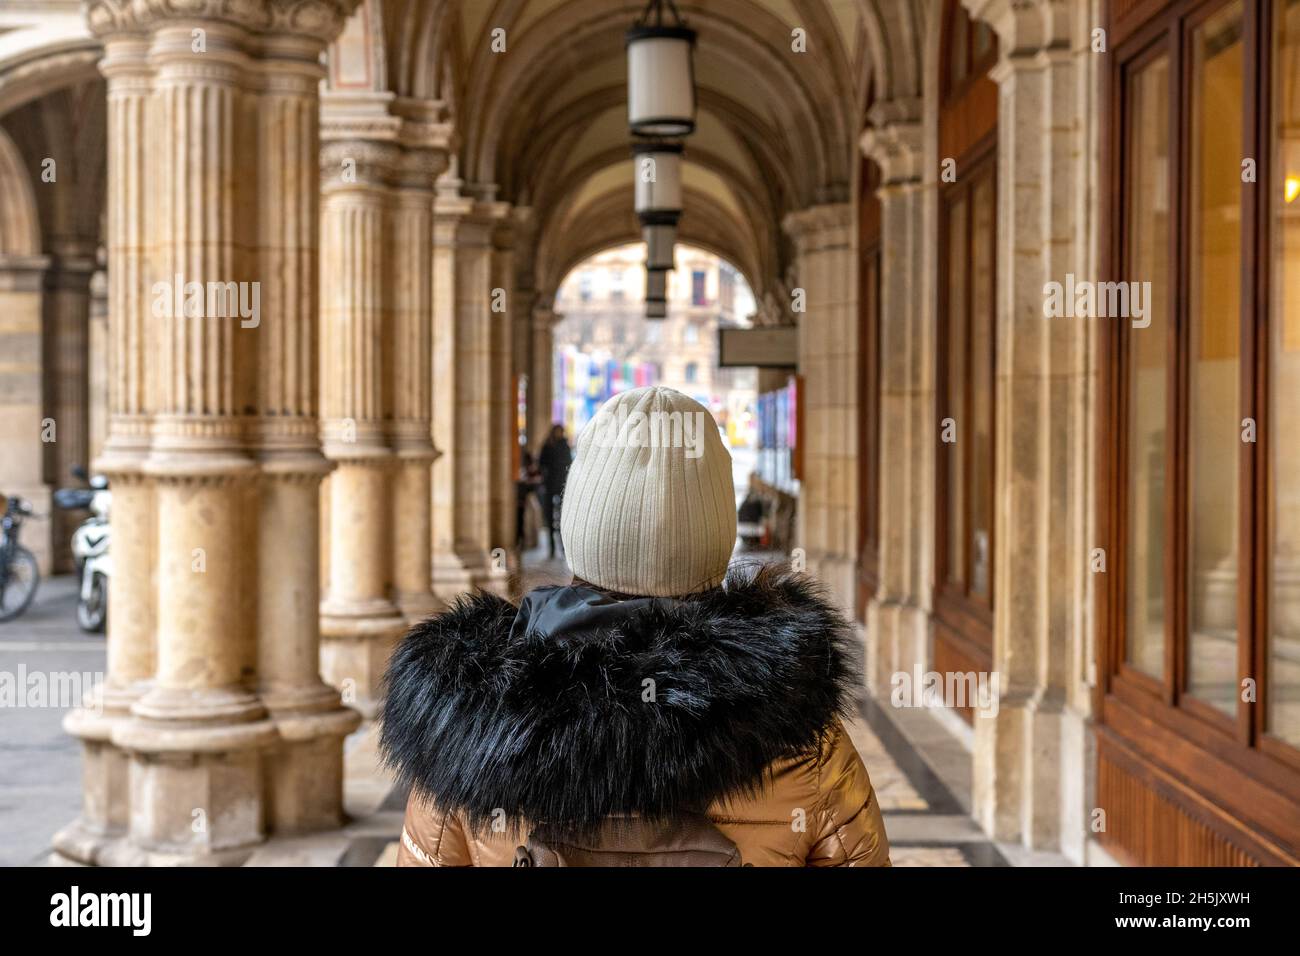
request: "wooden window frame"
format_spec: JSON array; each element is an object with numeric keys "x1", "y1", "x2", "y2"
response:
[
  {"x1": 1098, "y1": 0, "x2": 1300, "y2": 860},
  {"x1": 941, "y1": 0, "x2": 999, "y2": 106},
  {"x1": 934, "y1": 140, "x2": 998, "y2": 675}
]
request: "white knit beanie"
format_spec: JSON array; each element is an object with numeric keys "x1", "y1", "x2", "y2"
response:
[{"x1": 560, "y1": 386, "x2": 737, "y2": 597}]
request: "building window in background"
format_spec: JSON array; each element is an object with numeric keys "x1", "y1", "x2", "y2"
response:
[
  {"x1": 691, "y1": 269, "x2": 707, "y2": 306},
  {"x1": 579, "y1": 270, "x2": 593, "y2": 302},
  {"x1": 685, "y1": 361, "x2": 698, "y2": 383}
]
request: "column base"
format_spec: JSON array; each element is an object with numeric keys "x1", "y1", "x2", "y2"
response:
[
  {"x1": 395, "y1": 589, "x2": 444, "y2": 622},
  {"x1": 972, "y1": 690, "x2": 1066, "y2": 848},
  {"x1": 865, "y1": 597, "x2": 931, "y2": 700},
  {"x1": 320, "y1": 603, "x2": 407, "y2": 720},
  {"x1": 110, "y1": 710, "x2": 279, "y2": 864},
  {"x1": 265, "y1": 705, "x2": 363, "y2": 833},
  {"x1": 431, "y1": 550, "x2": 475, "y2": 601}
]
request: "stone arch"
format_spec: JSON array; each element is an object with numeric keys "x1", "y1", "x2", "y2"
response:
[{"x1": 0, "y1": 126, "x2": 41, "y2": 256}]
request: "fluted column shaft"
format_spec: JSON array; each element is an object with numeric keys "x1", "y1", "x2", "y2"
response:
[
  {"x1": 252, "y1": 47, "x2": 359, "y2": 833},
  {"x1": 60, "y1": 0, "x2": 360, "y2": 867},
  {"x1": 489, "y1": 216, "x2": 516, "y2": 556},
  {"x1": 318, "y1": 136, "x2": 405, "y2": 717},
  {"x1": 57, "y1": 35, "x2": 155, "y2": 861},
  {"x1": 389, "y1": 151, "x2": 442, "y2": 620},
  {"x1": 451, "y1": 209, "x2": 504, "y2": 586},
  {"x1": 430, "y1": 190, "x2": 477, "y2": 597}
]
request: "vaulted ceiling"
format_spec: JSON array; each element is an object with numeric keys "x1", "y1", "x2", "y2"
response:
[{"x1": 350, "y1": 0, "x2": 927, "y2": 299}]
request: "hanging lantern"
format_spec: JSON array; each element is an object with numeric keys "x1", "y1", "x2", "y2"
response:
[
  {"x1": 632, "y1": 141, "x2": 683, "y2": 218},
  {"x1": 645, "y1": 266, "x2": 668, "y2": 319},
  {"x1": 644, "y1": 220, "x2": 676, "y2": 271},
  {"x1": 626, "y1": 0, "x2": 697, "y2": 138}
]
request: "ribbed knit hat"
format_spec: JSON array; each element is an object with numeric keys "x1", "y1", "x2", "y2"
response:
[{"x1": 560, "y1": 386, "x2": 737, "y2": 597}]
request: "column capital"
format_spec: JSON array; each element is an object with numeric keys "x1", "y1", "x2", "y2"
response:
[
  {"x1": 782, "y1": 202, "x2": 852, "y2": 255},
  {"x1": 860, "y1": 116, "x2": 924, "y2": 187},
  {"x1": 963, "y1": 0, "x2": 1075, "y2": 60},
  {"x1": 319, "y1": 138, "x2": 401, "y2": 190},
  {"x1": 86, "y1": 0, "x2": 361, "y2": 45}
]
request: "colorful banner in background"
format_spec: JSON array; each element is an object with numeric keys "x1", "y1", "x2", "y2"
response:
[
  {"x1": 755, "y1": 375, "x2": 798, "y2": 492},
  {"x1": 552, "y1": 346, "x2": 662, "y2": 436}
]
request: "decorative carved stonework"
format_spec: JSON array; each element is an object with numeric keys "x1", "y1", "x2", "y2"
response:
[{"x1": 85, "y1": 0, "x2": 361, "y2": 44}]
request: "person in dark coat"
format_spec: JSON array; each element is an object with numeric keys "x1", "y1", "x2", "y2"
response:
[{"x1": 537, "y1": 424, "x2": 572, "y2": 558}]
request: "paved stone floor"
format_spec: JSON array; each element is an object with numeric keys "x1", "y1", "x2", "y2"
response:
[
  {"x1": 2, "y1": 552, "x2": 1067, "y2": 867},
  {"x1": 0, "y1": 575, "x2": 106, "y2": 866}
]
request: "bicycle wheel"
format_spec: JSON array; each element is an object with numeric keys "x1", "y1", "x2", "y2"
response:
[{"x1": 0, "y1": 546, "x2": 39, "y2": 622}]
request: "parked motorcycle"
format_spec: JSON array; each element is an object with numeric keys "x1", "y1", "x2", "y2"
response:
[
  {"x1": 54, "y1": 469, "x2": 110, "y2": 633},
  {"x1": 0, "y1": 492, "x2": 40, "y2": 623}
]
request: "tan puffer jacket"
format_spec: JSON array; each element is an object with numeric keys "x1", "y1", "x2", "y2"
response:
[{"x1": 381, "y1": 568, "x2": 891, "y2": 868}]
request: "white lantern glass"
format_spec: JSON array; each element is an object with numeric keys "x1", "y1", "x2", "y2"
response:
[
  {"x1": 627, "y1": 30, "x2": 696, "y2": 137},
  {"x1": 633, "y1": 144, "x2": 683, "y2": 215}
]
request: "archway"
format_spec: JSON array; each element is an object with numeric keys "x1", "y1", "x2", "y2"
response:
[{"x1": 521, "y1": 241, "x2": 757, "y2": 581}]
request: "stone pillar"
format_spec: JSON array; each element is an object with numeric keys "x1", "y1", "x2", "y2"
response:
[
  {"x1": 529, "y1": 300, "x2": 557, "y2": 454},
  {"x1": 54, "y1": 32, "x2": 153, "y2": 864},
  {"x1": 318, "y1": 136, "x2": 406, "y2": 719},
  {"x1": 252, "y1": 39, "x2": 359, "y2": 833},
  {"x1": 43, "y1": 240, "x2": 97, "y2": 571},
  {"x1": 430, "y1": 186, "x2": 507, "y2": 596},
  {"x1": 389, "y1": 147, "x2": 444, "y2": 622},
  {"x1": 88, "y1": 250, "x2": 108, "y2": 467},
  {"x1": 113, "y1": 15, "x2": 272, "y2": 866},
  {"x1": 456, "y1": 202, "x2": 509, "y2": 590},
  {"x1": 965, "y1": 0, "x2": 1099, "y2": 857},
  {"x1": 489, "y1": 211, "x2": 516, "y2": 557},
  {"x1": 0, "y1": 255, "x2": 53, "y2": 574},
  {"x1": 782, "y1": 203, "x2": 856, "y2": 612},
  {"x1": 58, "y1": 0, "x2": 358, "y2": 867},
  {"x1": 430, "y1": 183, "x2": 474, "y2": 597},
  {"x1": 860, "y1": 117, "x2": 933, "y2": 703}
]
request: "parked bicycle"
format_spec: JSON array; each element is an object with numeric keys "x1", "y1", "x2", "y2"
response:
[{"x1": 0, "y1": 492, "x2": 40, "y2": 623}]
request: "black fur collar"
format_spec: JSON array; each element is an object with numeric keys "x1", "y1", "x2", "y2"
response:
[{"x1": 379, "y1": 566, "x2": 858, "y2": 833}]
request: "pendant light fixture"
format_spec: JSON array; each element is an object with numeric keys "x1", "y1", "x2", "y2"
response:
[
  {"x1": 645, "y1": 267, "x2": 669, "y2": 319},
  {"x1": 632, "y1": 141, "x2": 683, "y2": 219},
  {"x1": 644, "y1": 221, "x2": 676, "y2": 271},
  {"x1": 626, "y1": 0, "x2": 697, "y2": 138}
]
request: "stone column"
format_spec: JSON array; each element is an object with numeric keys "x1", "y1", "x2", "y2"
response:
[
  {"x1": 965, "y1": 0, "x2": 1099, "y2": 857},
  {"x1": 454, "y1": 202, "x2": 509, "y2": 590},
  {"x1": 0, "y1": 255, "x2": 53, "y2": 574},
  {"x1": 88, "y1": 249, "x2": 108, "y2": 466},
  {"x1": 111, "y1": 15, "x2": 272, "y2": 866},
  {"x1": 252, "y1": 38, "x2": 360, "y2": 833},
  {"x1": 782, "y1": 203, "x2": 856, "y2": 612},
  {"x1": 318, "y1": 135, "x2": 406, "y2": 718},
  {"x1": 54, "y1": 32, "x2": 153, "y2": 864},
  {"x1": 430, "y1": 183, "x2": 474, "y2": 597},
  {"x1": 61, "y1": 0, "x2": 358, "y2": 867},
  {"x1": 529, "y1": 299, "x2": 557, "y2": 454},
  {"x1": 389, "y1": 147, "x2": 444, "y2": 622},
  {"x1": 489, "y1": 210, "x2": 516, "y2": 557},
  {"x1": 430, "y1": 186, "x2": 506, "y2": 596},
  {"x1": 860, "y1": 116, "x2": 933, "y2": 703},
  {"x1": 43, "y1": 239, "x2": 97, "y2": 572}
]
